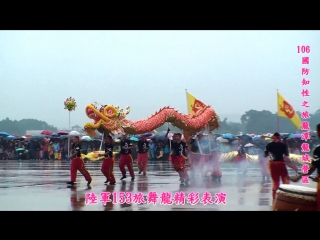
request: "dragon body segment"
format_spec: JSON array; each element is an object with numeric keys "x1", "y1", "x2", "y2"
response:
[{"x1": 83, "y1": 103, "x2": 219, "y2": 138}]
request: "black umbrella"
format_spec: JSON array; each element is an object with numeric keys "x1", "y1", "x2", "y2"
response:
[
  {"x1": 13, "y1": 137, "x2": 24, "y2": 141},
  {"x1": 30, "y1": 136, "x2": 44, "y2": 140}
]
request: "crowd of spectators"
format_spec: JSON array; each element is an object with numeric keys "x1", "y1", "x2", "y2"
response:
[
  {"x1": 1, "y1": 134, "x2": 317, "y2": 161},
  {"x1": 0, "y1": 138, "x2": 101, "y2": 160}
]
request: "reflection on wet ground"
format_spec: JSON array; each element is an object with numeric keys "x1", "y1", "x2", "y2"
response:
[{"x1": 0, "y1": 160, "x2": 316, "y2": 211}]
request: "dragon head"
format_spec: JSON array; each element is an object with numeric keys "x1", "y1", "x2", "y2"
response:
[{"x1": 83, "y1": 103, "x2": 131, "y2": 137}]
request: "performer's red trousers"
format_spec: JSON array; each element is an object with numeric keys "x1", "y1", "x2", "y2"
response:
[
  {"x1": 119, "y1": 154, "x2": 135, "y2": 178},
  {"x1": 70, "y1": 157, "x2": 92, "y2": 182},
  {"x1": 268, "y1": 161, "x2": 289, "y2": 199},
  {"x1": 101, "y1": 157, "x2": 115, "y2": 183},
  {"x1": 172, "y1": 155, "x2": 189, "y2": 180},
  {"x1": 137, "y1": 153, "x2": 148, "y2": 174}
]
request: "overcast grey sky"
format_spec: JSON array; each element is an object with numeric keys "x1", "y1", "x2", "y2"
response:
[{"x1": 0, "y1": 30, "x2": 319, "y2": 129}]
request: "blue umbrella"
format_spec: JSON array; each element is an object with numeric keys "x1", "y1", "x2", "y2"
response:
[
  {"x1": 252, "y1": 136, "x2": 261, "y2": 141},
  {"x1": 51, "y1": 133, "x2": 60, "y2": 137},
  {"x1": 130, "y1": 137, "x2": 139, "y2": 141},
  {"x1": 0, "y1": 132, "x2": 9, "y2": 137},
  {"x1": 3, "y1": 135, "x2": 16, "y2": 140},
  {"x1": 289, "y1": 133, "x2": 301, "y2": 139},
  {"x1": 143, "y1": 133, "x2": 153, "y2": 137},
  {"x1": 221, "y1": 134, "x2": 235, "y2": 139},
  {"x1": 240, "y1": 134, "x2": 252, "y2": 139}
]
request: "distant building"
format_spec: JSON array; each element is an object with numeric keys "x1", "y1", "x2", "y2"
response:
[
  {"x1": 71, "y1": 125, "x2": 85, "y2": 133},
  {"x1": 25, "y1": 130, "x2": 43, "y2": 136}
]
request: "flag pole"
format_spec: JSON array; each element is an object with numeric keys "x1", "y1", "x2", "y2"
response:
[
  {"x1": 185, "y1": 89, "x2": 188, "y2": 113},
  {"x1": 184, "y1": 88, "x2": 188, "y2": 138},
  {"x1": 277, "y1": 89, "x2": 280, "y2": 132},
  {"x1": 68, "y1": 111, "x2": 70, "y2": 160}
]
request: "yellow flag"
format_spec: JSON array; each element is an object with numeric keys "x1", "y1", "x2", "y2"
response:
[
  {"x1": 186, "y1": 91, "x2": 207, "y2": 114},
  {"x1": 277, "y1": 91, "x2": 301, "y2": 129}
]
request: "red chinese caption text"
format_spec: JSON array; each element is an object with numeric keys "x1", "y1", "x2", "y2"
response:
[{"x1": 298, "y1": 45, "x2": 311, "y2": 184}]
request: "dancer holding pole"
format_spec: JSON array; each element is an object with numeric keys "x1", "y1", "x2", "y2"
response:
[
  {"x1": 98, "y1": 134, "x2": 116, "y2": 185},
  {"x1": 188, "y1": 133, "x2": 203, "y2": 179},
  {"x1": 207, "y1": 128, "x2": 222, "y2": 181},
  {"x1": 137, "y1": 134, "x2": 150, "y2": 176},
  {"x1": 67, "y1": 136, "x2": 92, "y2": 186},
  {"x1": 165, "y1": 128, "x2": 190, "y2": 186}
]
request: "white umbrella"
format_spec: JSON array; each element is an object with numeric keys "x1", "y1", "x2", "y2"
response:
[
  {"x1": 245, "y1": 143, "x2": 254, "y2": 147},
  {"x1": 69, "y1": 130, "x2": 80, "y2": 136},
  {"x1": 21, "y1": 136, "x2": 27, "y2": 139},
  {"x1": 217, "y1": 137, "x2": 229, "y2": 143}
]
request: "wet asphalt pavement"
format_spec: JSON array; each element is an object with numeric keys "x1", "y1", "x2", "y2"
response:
[{"x1": 0, "y1": 160, "x2": 316, "y2": 211}]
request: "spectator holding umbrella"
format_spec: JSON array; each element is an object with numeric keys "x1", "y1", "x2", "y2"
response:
[
  {"x1": 48, "y1": 142, "x2": 54, "y2": 160},
  {"x1": 42, "y1": 142, "x2": 49, "y2": 160},
  {"x1": 149, "y1": 141, "x2": 155, "y2": 159},
  {"x1": 53, "y1": 140, "x2": 60, "y2": 160},
  {"x1": 29, "y1": 141, "x2": 35, "y2": 159},
  {"x1": 34, "y1": 140, "x2": 41, "y2": 160}
]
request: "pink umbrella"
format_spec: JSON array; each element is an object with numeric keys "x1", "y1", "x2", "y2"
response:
[
  {"x1": 25, "y1": 134, "x2": 32, "y2": 138},
  {"x1": 11, "y1": 133, "x2": 19, "y2": 137},
  {"x1": 58, "y1": 130, "x2": 69, "y2": 135},
  {"x1": 41, "y1": 130, "x2": 53, "y2": 135}
]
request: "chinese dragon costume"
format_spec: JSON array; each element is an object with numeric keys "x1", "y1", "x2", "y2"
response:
[
  {"x1": 83, "y1": 103, "x2": 219, "y2": 139},
  {"x1": 219, "y1": 151, "x2": 311, "y2": 165}
]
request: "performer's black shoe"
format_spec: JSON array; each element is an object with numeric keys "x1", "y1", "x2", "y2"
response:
[
  {"x1": 67, "y1": 181, "x2": 75, "y2": 185},
  {"x1": 109, "y1": 182, "x2": 116, "y2": 185},
  {"x1": 138, "y1": 171, "x2": 142, "y2": 174},
  {"x1": 131, "y1": 177, "x2": 135, "y2": 182},
  {"x1": 104, "y1": 179, "x2": 109, "y2": 184},
  {"x1": 87, "y1": 180, "x2": 91, "y2": 185},
  {"x1": 120, "y1": 175, "x2": 127, "y2": 180}
]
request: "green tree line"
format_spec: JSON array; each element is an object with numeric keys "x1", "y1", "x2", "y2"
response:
[
  {"x1": 0, "y1": 118, "x2": 58, "y2": 136},
  {"x1": 1, "y1": 109, "x2": 319, "y2": 136}
]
